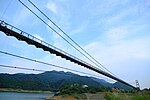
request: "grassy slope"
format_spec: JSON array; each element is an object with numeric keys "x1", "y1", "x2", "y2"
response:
[
  {"x1": 47, "y1": 92, "x2": 150, "y2": 100},
  {"x1": 104, "y1": 92, "x2": 150, "y2": 100}
]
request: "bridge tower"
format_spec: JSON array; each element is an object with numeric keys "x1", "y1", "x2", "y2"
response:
[{"x1": 135, "y1": 80, "x2": 140, "y2": 90}]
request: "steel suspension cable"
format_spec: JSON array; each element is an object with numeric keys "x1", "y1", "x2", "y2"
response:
[
  {"x1": 18, "y1": 0, "x2": 109, "y2": 73},
  {"x1": 0, "y1": 64, "x2": 45, "y2": 72},
  {"x1": 0, "y1": 50, "x2": 102, "y2": 78},
  {"x1": 19, "y1": 0, "x2": 115, "y2": 76},
  {"x1": 27, "y1": 0, "x2": 116, "y2": 76}
]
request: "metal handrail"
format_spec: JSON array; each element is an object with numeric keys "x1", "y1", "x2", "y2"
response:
[
  {"x1": 0, "y1": 20, "x2": 137, "y2": 90},
  {"x1": 0, "y1": 20, "x2": 101, "y2": 71}
]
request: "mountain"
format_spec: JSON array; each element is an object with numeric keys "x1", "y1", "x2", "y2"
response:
[
  {"x1": 113, "y1": 82, "x2": 134, "y2": 90},
  {"x1": 90, "y1": 77, "x2": 113, "y2": 87},
  {"x1": 0, "y1": 71, "x2": 133, "y2": 90}
]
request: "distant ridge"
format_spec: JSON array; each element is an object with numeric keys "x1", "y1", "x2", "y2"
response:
[{"x1": 0, "y1": 71, "x2": 133, "y2": 90}]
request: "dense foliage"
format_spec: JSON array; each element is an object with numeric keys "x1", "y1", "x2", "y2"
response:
[
  {"x1": 59, "y1": 85, "x2": 111, "y2": 95},
  {"x1": 104, "y1": 92, "x2": 150, "y2": 100},
  {"x1": 0, "y1": 71, "x2": 133, "y2": 91}
]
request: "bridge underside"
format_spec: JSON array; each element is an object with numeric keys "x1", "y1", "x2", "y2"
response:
[{"x1": 0, "y1": 21, "x2": 138, "y2": 90}]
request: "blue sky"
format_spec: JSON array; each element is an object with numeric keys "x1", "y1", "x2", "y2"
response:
[{"x1": 0, "y1": 0, "x2": 150, "y2": 89}]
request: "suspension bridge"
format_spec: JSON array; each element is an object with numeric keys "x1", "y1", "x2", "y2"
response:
[
  {"x1": 0, "y1": 20, "x2": 138, "y2": 90},
  {"x1": 0, "y1": 0, "x2": 141, "y2": 91}
]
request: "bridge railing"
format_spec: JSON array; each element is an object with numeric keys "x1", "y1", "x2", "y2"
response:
[
  {"x1": 0, "y1": 20, "x2": 99, "y2": 71},
  {"x1": 0, "y1": 20, "x2": 138, "y2": 90}
]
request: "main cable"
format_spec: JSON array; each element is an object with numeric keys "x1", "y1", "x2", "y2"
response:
[
  {"x1": 0, "y1": 50, "x2": 102, "y2": 78},
  {"x1": 0, "y1": 64, "x2": 44, "y2": 72},
  {"x1": 18, "y1": 0, "x2": 114, "y2": 76},
  {"x1": 27, "y1": 0, "x2": 115, "y2": 76},
  {"x1": 0, "y1": 64, "x2": 103, "y2": 80}
]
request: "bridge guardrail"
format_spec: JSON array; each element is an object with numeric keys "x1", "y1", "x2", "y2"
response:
[{"x1": 0, "y1": 20, "x2": 100, "y2": 71}]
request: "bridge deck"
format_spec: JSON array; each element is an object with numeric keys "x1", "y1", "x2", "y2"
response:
[{"x1": 0, "y1": 20, "x2": 137, "y2": 90}]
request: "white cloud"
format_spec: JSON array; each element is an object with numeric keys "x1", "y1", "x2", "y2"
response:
[
  {"x1": 86, "y1": 0, "x2": 130, "y2": 17},
  {"x1": 70, "y1": 21, "x2": 89, "y2": 36},
  {"x1": 34, "y1": 34, "x2": 45, "y2": 41},
  {"x1": 105, "y1": 27, "x2": 128, "y2": 41},
  {"x1": 46, "y1": 2, "x2": 57, "y2": 14},
  {"x1": 11, "y1": 2, "x2": 40, "y2": 28},
  {"x1": 106, "y1": 4, "x2": 139, "y2": 23},
  {"x1": 85, "y1": 37, "x2": 150, "y2": 65},
  {"x1": 45, "y1": 0, "x2": 71, "y2": 39},
  {"x1": 45, "y1": 1, "x2": 73, "y2": 57},
  {"x1": 84, "y1": 35, "x2": 150, "y2": 84},
  {"x1": 12, "y1": 7, "x2": 31, "y2": 26},
  {"x1": 84, "y1": 36, "x2": 150, "y2": 88}
]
